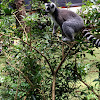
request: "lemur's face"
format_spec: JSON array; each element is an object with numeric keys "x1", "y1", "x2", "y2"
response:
[{"x1": 45, "y1": 3, "x2": 56, "y2": 13}]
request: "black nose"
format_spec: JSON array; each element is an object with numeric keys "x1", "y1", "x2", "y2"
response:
[{"x1": 47, "y1": 7, "x2": 50, "y2": 10}]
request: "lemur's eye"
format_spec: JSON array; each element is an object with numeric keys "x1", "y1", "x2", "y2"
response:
[
  {"x1": 51, "y1": 4, "x2": 54, "y2": 8},
  {"x1": 47, "y1": 7, "x2": 50, "y2": 10}
]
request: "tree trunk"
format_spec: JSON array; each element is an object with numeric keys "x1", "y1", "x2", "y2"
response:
[
  {"x1": 98, "y1": 95, "x2": 100, "y2": 100},
  {"x1": 15, "y1": 0, "x2": 26, "y2": 27},
  {"x1": 15, "y1": 0, "x2": 30, "y2": 37},
  {"x1": 52, "y1": 72, "x2": 56, "y2": 100}
]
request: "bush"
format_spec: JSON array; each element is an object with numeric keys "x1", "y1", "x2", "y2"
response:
[{"x1": 0, "y1": 0, "x2": 100, "y2": 100}]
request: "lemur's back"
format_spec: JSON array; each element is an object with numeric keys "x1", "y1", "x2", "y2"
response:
[{"x1": 56, "y1": 8, "x2": 84, "y2": 26}]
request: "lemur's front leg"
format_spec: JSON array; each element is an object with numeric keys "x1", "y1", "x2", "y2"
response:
[{"x1": 52, "y1": 24, "x2": 58, "y2": 37}]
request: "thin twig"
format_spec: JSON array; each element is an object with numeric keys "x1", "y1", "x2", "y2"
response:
[
  {"x1": 7, "y1": 61, "x2": 34, "y2": 87},
  {"x1": 4, "y1": 51, "x2": 34, "y2": 87},
  {"x1": 13, "y1": 13, "x2": 28, "y2": 42},
  {"x1": 53, "y1": 40, "x2": 70, "y2": 47}
]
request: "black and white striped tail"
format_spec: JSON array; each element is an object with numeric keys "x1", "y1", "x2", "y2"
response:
[{"x1": 83, "y1": 29, "x2": 100, "y2": 47}]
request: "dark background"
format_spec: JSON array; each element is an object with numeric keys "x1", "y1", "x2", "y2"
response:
[
  {"x1": 24, "y1": 0, "x2": 83, "y2": 9},
  {"x1": 51, "y1": 0, "x2": 83, "y2": 7}
]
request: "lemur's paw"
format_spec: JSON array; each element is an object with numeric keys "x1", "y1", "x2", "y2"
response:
[{"x1": 62, "y1": 37, "x2": 71, "y2": 42}]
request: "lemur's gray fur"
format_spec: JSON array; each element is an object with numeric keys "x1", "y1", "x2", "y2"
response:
[{"x1": 45, "y1": 2, "x2": 100, "y2": 47}]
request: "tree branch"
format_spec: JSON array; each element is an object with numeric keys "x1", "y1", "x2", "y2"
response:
[
  {"x1": 14, "y1": 73, "x2": 21, "y2": 100},
  {"x1": 20, "y1": 39, "x2": 54, "y2": 74},
  {"x1": 13, "y1": 12, "x2": 28, "y2": 42},
  {"x1": 80, "y1": 79, "x2": 99, "y2": 98},
  {"x1": 0, "y1": 33, "x2": 54, "y2": 74},
  {"x1": 3, "y1": 50, "x2": 34, "y2": 87},
  {"x1": 55, "y1": 44, "x2": 75, "y2": 74},
  {"x1": 62, "y1": 43, "x2": 65, "y2": 59},
  {"x1": 7, "y1": 61, "x2": 34, "y2": 87}
]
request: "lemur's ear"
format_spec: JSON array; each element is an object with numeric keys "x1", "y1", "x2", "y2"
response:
[{"x1": 50, "y1": 2, "x2": 56, "y2": 8}]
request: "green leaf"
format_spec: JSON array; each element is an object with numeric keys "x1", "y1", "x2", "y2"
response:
[
  {"x1": 93, "y1": 79, "x2": 100, "y2": 82},
  {"x1": 4, "y1": 8, "x2": 12, "y2": 15}
]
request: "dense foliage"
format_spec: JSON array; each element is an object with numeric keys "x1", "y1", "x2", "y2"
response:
[{"x1": 0, "y1": 0, "x2": 100, "y2": 100}]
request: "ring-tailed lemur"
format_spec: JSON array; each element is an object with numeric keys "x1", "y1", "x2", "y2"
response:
[{"x1": 45, "y1": 2, "x2": 100, "y2": 47}]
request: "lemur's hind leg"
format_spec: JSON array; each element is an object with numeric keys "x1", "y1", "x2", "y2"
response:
[
  {"x1": 62, "y1": 20, "x2": 83, "y2": 42},
  {"x1": 62, "y1": 24, "x2": 75, "y2": 42}
]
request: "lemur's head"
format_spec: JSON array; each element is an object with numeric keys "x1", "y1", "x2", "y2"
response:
[{"x1": 45, "y1": 2, "x2": 56, "y2": 13}]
